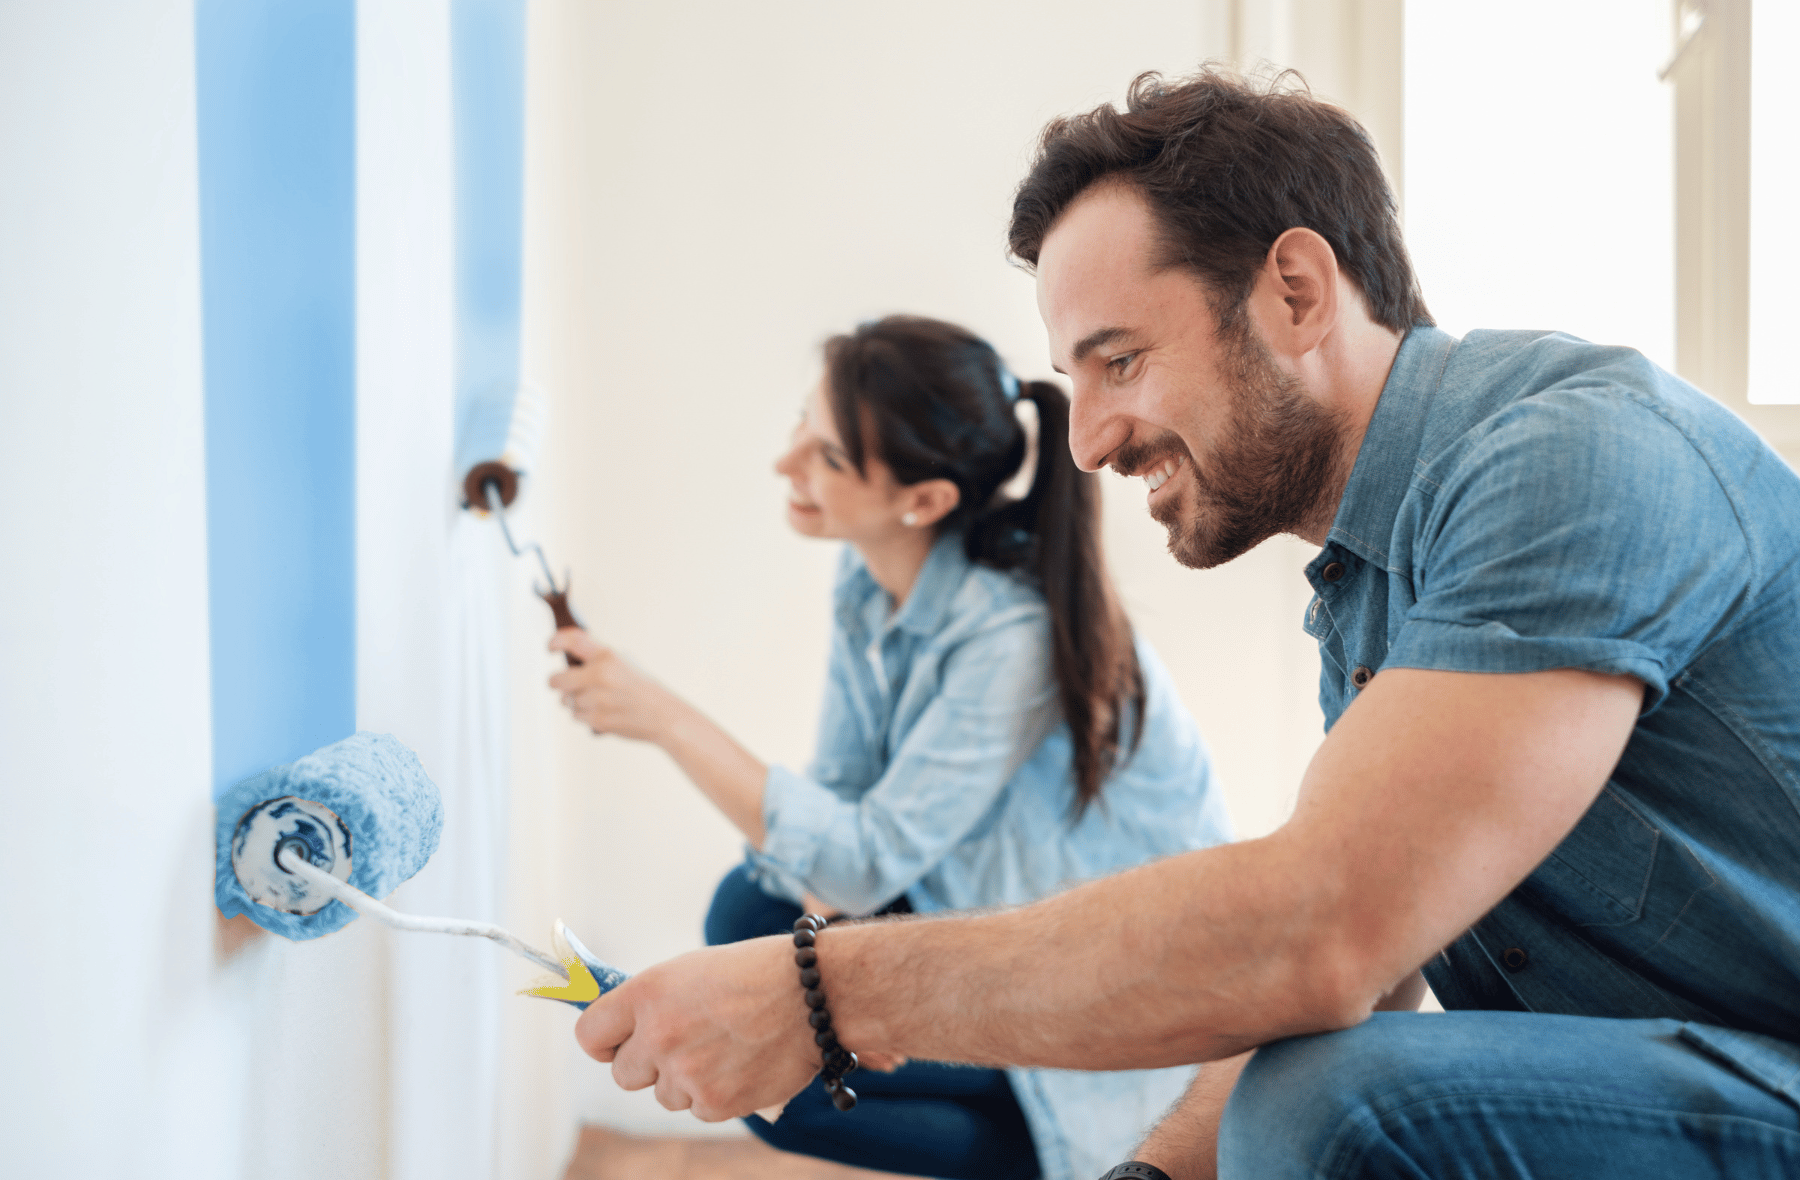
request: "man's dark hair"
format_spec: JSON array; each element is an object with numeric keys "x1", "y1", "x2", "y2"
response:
[{"x1": 1009, "y1": 68, "x2": 1432, "y2": 334}]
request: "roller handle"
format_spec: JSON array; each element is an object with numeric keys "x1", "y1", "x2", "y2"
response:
[{"x1": 540, "y1": 584, "x2": 584, "y2": 667}]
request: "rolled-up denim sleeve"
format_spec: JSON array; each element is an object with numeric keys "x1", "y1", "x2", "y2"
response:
[
  {"x1": 1385, "y1": 389, "x2": 1754, "y2": 710},
  {"x1": 748, "y1": 609, "x2": 1055, "y2": 915}
]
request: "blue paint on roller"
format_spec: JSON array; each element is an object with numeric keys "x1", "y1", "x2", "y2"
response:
[{"x1": 216, "y1": 732, "x2": 443, "y2": 940}]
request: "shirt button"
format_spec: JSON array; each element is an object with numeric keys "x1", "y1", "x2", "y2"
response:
[
  {"x1": 1352, "y1": 665, "x2": 1374, "y2": 689},
  {"x1": 1502, "y1": 947, "x2": 1529, "y2": 972},
  {"x1": 1322, "y1": 561, "x2": 1346, "y2": 583}
]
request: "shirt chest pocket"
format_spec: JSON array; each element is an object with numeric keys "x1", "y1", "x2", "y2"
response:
[{"x1": 1518, "y1": 787, "x2": 1718, "y2": 959}]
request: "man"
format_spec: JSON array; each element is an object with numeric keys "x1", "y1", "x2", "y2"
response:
[{"x1": 576, "y1": 70, "x2": 1800, "y2": 1179}]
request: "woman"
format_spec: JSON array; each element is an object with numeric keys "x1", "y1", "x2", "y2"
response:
[{"x1": 550, "y1": 315, "x2": 1231, "y2": 1180}]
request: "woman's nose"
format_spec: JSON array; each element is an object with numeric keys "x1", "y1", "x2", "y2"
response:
[{"x1": 774, "y1": 442, "x2": 800, "y2": 477}]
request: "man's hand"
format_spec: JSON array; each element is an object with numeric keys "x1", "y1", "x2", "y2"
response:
[{"x1": 574, "y1": 935, "x2": 820, "y2": 1120}]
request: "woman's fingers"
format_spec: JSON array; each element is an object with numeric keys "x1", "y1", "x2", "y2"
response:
[
  {"x1": 548, "y1": 626, "x2": 607, "y2": 663},
  {"x1": 545, "y1": 646, "x2": 672, "y2": 743},
  {"x1": 547, "y1": 640, "x2": 618, "y2": 711}
]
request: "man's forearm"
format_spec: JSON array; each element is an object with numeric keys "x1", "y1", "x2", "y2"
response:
[
  {"x1": 825, "y1": 669, "x2": 1639, "y2": 1072},
  {"x1": 826, "y1": 835, "x2": 1365, "y2": 1071}
]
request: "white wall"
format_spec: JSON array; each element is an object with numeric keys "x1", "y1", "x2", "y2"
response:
[
  {"x1": 523, "y1": 0, "x2": 1345, "y2": 1135},
  {"x1": 0, "y1": 3, "x2": 241, "y2": 1174},
  {"x1": 0, "y1": 6, "x2": 573, "y2": 1176}
]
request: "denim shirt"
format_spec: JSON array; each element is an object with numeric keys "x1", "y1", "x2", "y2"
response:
[
  {"x1": 1312, "y1": 326, "x2": 1800, "y2": 1101},
  {"x1": 749, "y1": 533, "x2": 1232, "y2": 1180}
]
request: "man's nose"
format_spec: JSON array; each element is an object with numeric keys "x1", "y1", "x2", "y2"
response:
[{"x1": 1066, "y1": 383, "x2": 1127, "y2": 473}]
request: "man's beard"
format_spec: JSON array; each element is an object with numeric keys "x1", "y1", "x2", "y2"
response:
[{"x1": 1119, "y1": 321, "x2": 1347, "y2": 571}]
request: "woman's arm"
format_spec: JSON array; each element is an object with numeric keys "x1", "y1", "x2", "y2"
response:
[
  {"x1": 752, "y1": 613, "x2": 1057, "y2": 914},
  {"x1": 551, "y1": 607, "x2": 1053, "y2": 916},
  {"x1": 550, "y1": 628, "x2": 768, "y2": 847}
]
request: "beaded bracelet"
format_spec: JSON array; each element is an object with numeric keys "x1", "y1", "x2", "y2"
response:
[{"x1": 793, "y1": 914, "x2": 859, "y2": 1111}]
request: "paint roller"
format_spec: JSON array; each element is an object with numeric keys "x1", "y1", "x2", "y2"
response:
[
  {"x1": 215, "y1": 731, "x2": 624, "y2": 1007},
  {"x1": 457, "y1": 382, "x2": 585, "y2": 666}
]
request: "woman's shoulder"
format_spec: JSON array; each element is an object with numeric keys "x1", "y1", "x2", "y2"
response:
[
  {"x1": 946, "y1": 560, "x2": 1048, "y2": 632},
  {"x1": 829, "y1": 543, "x2": 871, "y2": 593}
]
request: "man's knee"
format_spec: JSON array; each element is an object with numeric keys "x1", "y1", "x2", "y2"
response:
[{"x1": 1218, "y1": 1016, "x2": 1425, "y2": 1179}]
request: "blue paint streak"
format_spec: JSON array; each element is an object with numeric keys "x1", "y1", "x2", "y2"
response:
[
  {"x1": 196, "y1": 0, "x2": 357, "y2": 794},
  {"x1": 451, "y1": 0, "x2": 528, "y2": 480}
]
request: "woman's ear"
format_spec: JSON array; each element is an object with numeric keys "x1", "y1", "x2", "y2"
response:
[{"x1": 902, "y1": 479, "x2": 961, "y2": 528}]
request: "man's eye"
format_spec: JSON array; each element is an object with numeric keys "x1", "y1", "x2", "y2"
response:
[
  {"x1": 821, "y1": 448, "x2": 845, "y2": 472},
  {"x1": 1107, "y1": 353, "x2": 1137, "y2": 375}
]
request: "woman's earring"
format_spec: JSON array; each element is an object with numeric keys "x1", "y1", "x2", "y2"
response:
[{"x1": 901, "y1": 512, "x2": 919, "y2": 527}]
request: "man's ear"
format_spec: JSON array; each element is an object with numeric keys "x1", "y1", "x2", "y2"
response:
[
  {"x1": 902, "y1": 478, "x2": 961, "y2": 528},
  {"x1": 1248, "y1": 227, "x2": 1340, "y2": 360}
]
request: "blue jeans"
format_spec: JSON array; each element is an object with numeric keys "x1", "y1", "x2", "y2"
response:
[
  {"x1": 705, "y1": 865, "x2": 1039, "y2": 1180},
  {"x1": 1221, "y1": 1011, "x2": 1800, "y2": 1179}
]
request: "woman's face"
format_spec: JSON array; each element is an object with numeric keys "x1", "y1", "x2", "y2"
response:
[{"x1": 774, "y1": 379, "x2": 911, "y2": 543}]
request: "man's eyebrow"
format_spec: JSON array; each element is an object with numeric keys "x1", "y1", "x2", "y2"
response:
[{"x1": 1052, "y1": 326, "x2": 1133, "y2": 374}]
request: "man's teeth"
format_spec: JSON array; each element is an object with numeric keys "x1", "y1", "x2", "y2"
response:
[{"x1": 1144, "y1": 458, "x2": 1181, "y2": 492}]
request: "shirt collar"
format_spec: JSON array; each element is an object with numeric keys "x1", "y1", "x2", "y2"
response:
[
  {"x1": 1325, "y1": 325, "x2": 1459, "y2": 569},
  {"x1": 837, "y1": 530, "x2": 971, "y2": 639},
  {"x1": 890, "y1": 531, "x2": 969, "y2": 637}
]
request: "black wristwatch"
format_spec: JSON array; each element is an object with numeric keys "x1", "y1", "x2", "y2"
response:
[{"x1": 1098, "y1": 1164, "x2": 1173, "y2": 1180}]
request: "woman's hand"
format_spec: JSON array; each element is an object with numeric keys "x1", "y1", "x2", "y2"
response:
[
  {"x1": 548, "y1": 628, "x2": 676, "y2": 743},
  {"x1": 550, "y1": 627, "x2": 772, "y2": 846}
]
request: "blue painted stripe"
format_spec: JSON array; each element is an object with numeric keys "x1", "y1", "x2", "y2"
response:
[
  {"x1": 196, "y1": 0, "x2": 358, "y2": 795},
  {"x1": 451, "y1": 0, "x2": 528, "y2": 479}
]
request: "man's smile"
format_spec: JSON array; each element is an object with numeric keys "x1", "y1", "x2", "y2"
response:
[{"x1": 1144, "y1": 455, "x2": 1185, "y2": 500}]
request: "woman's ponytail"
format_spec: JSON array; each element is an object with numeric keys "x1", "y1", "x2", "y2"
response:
[{"x1": 1009, "y1": 381, "x2": 1144, "y2": 814}]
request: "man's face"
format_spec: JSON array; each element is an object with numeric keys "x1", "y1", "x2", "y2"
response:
[{"x1": 1036, "y1": 182, "x2": 1344, "y2": 569}]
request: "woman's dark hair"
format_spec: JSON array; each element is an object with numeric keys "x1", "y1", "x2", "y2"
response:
[
  {"x1": 822, "y1": 315, "x2": 1143, "y2": 814},
  {"x1": 1009, "y1": 68, "x2": 1432, "y2": 334}
]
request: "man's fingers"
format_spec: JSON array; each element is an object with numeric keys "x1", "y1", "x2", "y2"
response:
[
  {"x1": 608, "y1": 1028, "x2": 661, "y2": 1094},
  {"x1": 612, "y1": 1056, "x2": 656, "y2": 1093},
  {"x1": 652, "y1": 1072, "x2": 693, "y2": 1112},
  {"x1": 574, "y1": 990, "x2": 634, "y2": 1063}
]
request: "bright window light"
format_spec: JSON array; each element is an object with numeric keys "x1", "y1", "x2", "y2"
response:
[
  {"x1": 1749, "y1": 0, "x2": 1798, "y2": 404},
  {"x1": 1405, "y1": 2, "x2": 1674, "y2": 370}
]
